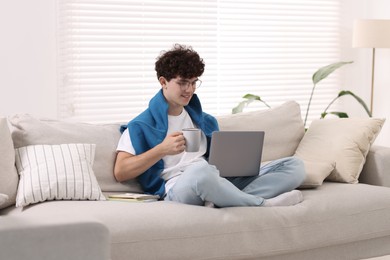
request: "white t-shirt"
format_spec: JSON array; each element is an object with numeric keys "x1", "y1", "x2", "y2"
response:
[{"x1": 116, "y1": 109, "x2": 208, "y2": 193}]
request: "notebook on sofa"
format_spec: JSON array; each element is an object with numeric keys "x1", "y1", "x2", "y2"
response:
[{"x1": 208, "y1": 131, "x2": 265, "y2": 177}]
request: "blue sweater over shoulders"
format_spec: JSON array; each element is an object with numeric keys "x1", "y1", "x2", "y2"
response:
[{"x1": 121, "y1": 90, "x2": 219, "y2": 197}]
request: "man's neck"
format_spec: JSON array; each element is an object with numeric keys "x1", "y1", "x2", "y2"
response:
[{"x1": 168, "y1": 106, "x2": 184, "y2": 116}]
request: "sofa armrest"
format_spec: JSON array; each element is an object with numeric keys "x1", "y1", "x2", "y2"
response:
[
  {"x1": 0, "y1": 216, "x2": 110, "y2": 260},
  {"x1": 359, "y1": 145, "x2": 390, "y2": 187}
]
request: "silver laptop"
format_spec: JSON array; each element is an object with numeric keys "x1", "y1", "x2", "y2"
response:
[{"x1": 208, "y1": 131, "x2": 265, "y2": 177}]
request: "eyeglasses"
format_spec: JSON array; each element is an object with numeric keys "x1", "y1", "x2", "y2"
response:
[{"x1": 174, "y1": 79, "x2": 202, "y2": 91}]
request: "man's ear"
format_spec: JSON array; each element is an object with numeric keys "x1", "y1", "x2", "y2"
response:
[{"x1": 159, "y1": 77, "x2": 167, "y2": 88}]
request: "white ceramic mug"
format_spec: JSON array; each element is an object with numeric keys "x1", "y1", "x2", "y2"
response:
[{"x1": 182, "y1": 128, "x2": 201, "y2": 152}]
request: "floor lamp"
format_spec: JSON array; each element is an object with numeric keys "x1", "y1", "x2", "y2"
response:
[{"x1": 352, "y1": 19, "x2": 390, "y2": 115}]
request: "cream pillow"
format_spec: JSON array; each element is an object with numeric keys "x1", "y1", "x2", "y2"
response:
[
  {"x1": 298, "y1": 160, "x2": 335, "y2": 188},
  {"x1": 295, "y1": 118, "x2": 385, "y2": 184},
  {"x1": 15, "y1": 143, "x2": 105, "y2": 207},
  {"x1": 0, "y1": 117, "x2": 19, "y2": 209},
  {"x1": 216, "y1": 101, "x2": 305, "y2": 162}
]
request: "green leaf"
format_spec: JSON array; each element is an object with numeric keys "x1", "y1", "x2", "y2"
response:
[
  {"x1": 232, "y1": 93, "x2": 271, "y2": 113},
  {"x1": 337, "y1": 90, "x2": 372, "y2": 117},
  {"x1": 312, "y1": 61, "x2": 353, "y2": 85},
  {"x1": 242, "y1": 94, "x2": 262, "y2": 101},
  {"x1": 232, "y1": 100, "x2": 250, "y2": 114},
  {"x1": 322, "y1": 111, "x2": 349, "y2": 118},
  {"x1": 243, "y1": 94, "x2": 271, "y2": 108},
  {"x1": 232, "y1": 94, "x2": 260, "y2": 113}
]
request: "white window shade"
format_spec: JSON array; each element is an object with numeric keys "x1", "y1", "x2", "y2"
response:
[{"x1": 57, "y1": 0, "x2": 342, "y2": 124}]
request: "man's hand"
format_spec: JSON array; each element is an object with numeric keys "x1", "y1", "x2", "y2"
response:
[
  {"x1": 158, "y1": 131, "x2": 186, "y2": 155},
  {"x1": 114, "y1": 131, "x2": 186, "y2": 182}
]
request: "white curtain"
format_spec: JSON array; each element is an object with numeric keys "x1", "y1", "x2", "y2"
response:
[{"x1": 57, "y1": 0, "x2": 342, "y2": 123}]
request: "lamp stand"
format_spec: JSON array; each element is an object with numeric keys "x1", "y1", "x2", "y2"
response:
[{"x1": 370, "y1": 48, "x2": 376, "y2": 115}]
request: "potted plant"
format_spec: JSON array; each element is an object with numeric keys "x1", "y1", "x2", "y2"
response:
[{"x1": 232, "y1": 61, "x2": 371, "y2": 128}]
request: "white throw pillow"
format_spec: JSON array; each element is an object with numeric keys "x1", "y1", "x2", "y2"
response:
[
  {"x1": 295, "y1": 118, "x2": 385, "y2": 185},
  {"x1": 15, "y1": 143, "x2": 106, "y2": 207},
  {"x1": 216, "y1": 101, "x2": 305, "y2": 162},
  {"x1": 0, "y1": 117, "x2": 19, "y2": 209}
]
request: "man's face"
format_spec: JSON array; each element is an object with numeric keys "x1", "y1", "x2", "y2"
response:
[{"x1": 160, "y1": 76, "x2": 199, "y2": 114}]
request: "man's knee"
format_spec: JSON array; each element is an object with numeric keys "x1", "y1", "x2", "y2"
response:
[
  {"x1": 288, "y1": 157, "x2": 306, "y2": 186},
  {"x1": 183, "y1": 162, "x2": 219, "y2": 185},
  {"x1": 168, "y1": 162, "x2": 219, "y2": 205}
]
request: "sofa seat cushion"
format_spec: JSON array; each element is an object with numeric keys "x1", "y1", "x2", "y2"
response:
[{"x1": 4, "y1": 183, "x2": 390, "y2": 260}]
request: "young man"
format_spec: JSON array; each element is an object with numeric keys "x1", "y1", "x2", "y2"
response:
[{"x1": 114, "y1": 44, "x2": 305, "y2": 207}]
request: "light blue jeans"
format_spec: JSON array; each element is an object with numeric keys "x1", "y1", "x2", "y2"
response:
[{"x1": 165, "y1": 157, "x2": 305, "y2": 207}]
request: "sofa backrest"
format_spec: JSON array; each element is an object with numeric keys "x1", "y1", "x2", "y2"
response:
[
  {"x1": 2, "y1": 101, "x2": 305, "y2": 203},
  {"x1": 9, "y1": 114, "x2": 143, "y2": 194}
]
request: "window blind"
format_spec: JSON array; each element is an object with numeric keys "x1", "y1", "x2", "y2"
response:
[{"x1": 57, "y1": 0, "x2": 342, "y2": 124}]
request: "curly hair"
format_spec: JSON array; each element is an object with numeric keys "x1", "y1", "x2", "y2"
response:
[{"x1": 155, "y1": 44, "x2": 205, "y2": 81}]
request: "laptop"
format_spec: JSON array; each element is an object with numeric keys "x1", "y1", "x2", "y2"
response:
[{"x1": 208, "y1": 131, "x2": 265, "y2": 177}]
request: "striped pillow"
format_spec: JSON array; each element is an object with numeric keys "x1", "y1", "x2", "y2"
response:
[{"x1": 15, "y1": 143, "x2": 105, "y2": 207}]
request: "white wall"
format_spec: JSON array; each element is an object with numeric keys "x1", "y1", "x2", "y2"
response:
[
  {"x1": 341, "y1": 0, "x2": 390, "y2": 147},
  {"x1": 1, "y1": 0, "x2": 389, "y2": 146},
  {"x1": 0, "y1": 0, "x2": 57, "y2": 118},
  {"x1": 368, "y1": 1, "x2": 390, "y2": 147}
]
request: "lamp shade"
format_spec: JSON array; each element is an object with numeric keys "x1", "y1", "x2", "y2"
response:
[{"x1": 352, "y1": 19, "x2": 390, "y2": 48}]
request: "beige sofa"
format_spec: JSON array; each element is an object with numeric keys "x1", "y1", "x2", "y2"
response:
[{"x1": 1, "y1": 101, "x2": 390, "y2": 260}]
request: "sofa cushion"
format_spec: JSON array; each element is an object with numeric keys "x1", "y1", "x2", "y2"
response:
[
  {"x1": 14, "y1": 143, "x2": 106, "y2": 207},
  {"x1": 9, "y1": 114, "x2": 142, "y2": 193},
  {"x1": 4, "y1": 183, "x2": 390, "y2": 260},
  {"x1": 0, "y1": 194, "x2": 9, "y2": 208},
  {"x1": 360, "y1": 145, "x2": 390, "y2": 187},
  {"x1": 295, "y1": 118, "x2": 385, "y2": 184},
  {"x1": 0, "y1": 117, "x2": 18, "y2": 209},
  {"x1": 0, "y1": 216, "x2": 110, "y2": 260},
  {"x1": 216, "y1": 101, "x2": 305, "y2": 162}
]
